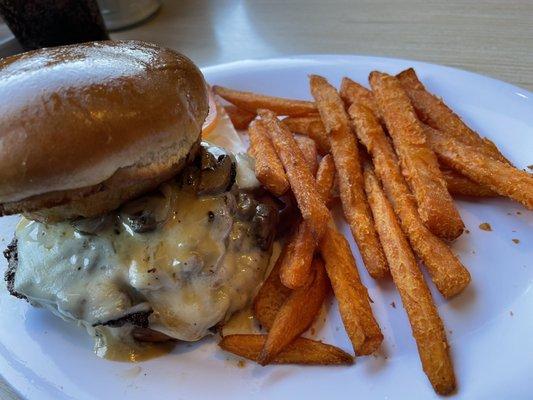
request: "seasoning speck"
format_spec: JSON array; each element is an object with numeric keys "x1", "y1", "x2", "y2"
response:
[
  {"x1": 208, "y1": 211, "x2": 215, "y2": 221},
  {"x1": 516, "y1": 211, "x2": 521, "y2": 215},
  {"x1": 465, "y1": 229, "x2": 470, "y2": 234},
  {"x1": 147, "y1": 268, "x2": 156, "y2": 273},
  {"x1": 237, "y1": 360, "x2": 246, "y2": 368},
  {"x1": 512, "y1": 239, "x2": 520, "y2": 244},
  {"x1": 510, "y1": 311, "x2": 514, "y2": 316},
  {"x1": 479, "y1": 222, "x2": 492, "y2": 231},
  {"x1": 390, "y1": 301, "x2": 396, "y2": 309}
]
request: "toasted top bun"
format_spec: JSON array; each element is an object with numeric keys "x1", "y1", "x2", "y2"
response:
[{"x1": 0, "y1": 40, "x2": 208, "y2": 220}]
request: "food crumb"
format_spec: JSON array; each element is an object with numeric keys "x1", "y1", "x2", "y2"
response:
[
  {"x1": 516, "y1": 211, "x2": 521, "y2": 215},
  {"x1": 237, "y1": 360, "x2": 246, "y2": 368},
  {"x1": 510, "y1": 311, "x2": 514, "y2": 316},
  {"x1": 479, "y1": 222, "x2": 492, "y2": 231},
  {"x1": 390, "y1": 301, "x2": 396, "y2": 309},
  {"x1": 465, "y1": 229, "x2": 470, "y2": 234},
  {"x1": 512, "y1": 239, "x2": 520, "y2": 244}
]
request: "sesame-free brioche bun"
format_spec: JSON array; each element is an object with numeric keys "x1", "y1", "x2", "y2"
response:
[{"x1": 0, "y1": 40, "x2": 208, "y2": 221}]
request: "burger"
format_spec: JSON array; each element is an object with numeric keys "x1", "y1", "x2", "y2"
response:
[{"x1": 1, "y1": 41, "x2": 278, "y2": 359}]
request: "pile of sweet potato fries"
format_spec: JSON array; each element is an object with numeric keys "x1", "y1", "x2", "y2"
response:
[{"x1": 212, "y1": 68, "x2": 533, "y2": 395}]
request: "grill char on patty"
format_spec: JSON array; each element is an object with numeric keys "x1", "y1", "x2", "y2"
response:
[{"x1": 3, "y1": 239, "x2": 25, "y2": 300}]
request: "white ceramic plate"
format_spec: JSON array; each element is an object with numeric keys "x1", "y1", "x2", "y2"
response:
[{"x1": 0, "y1": 55, "x2": 532, "y2": 400}]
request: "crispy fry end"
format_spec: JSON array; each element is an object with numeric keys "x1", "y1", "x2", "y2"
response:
[
  {"x1": 259, "y1": 109, "x2": 330, "y2": 240},
  {"x1": 224, "y1": 105, "x2": 256, "y2": 130},
  {"x1": 248, "y1": 119, "x2": 290, "y2": 196},
  {"x1": 220, "y1": 335, "x2": 353, "y2": 365},
  {"x1": 213, "y1": 85, "x2": 317, "y2": 117},
  {"x1": 364, "y1": 165, "x2": 456, "y2": 395},
  {"x1": 260, "y1": 258, "x2": 329, "y2": 364},
  {"x1": 319, "y1": 224, "x2": 383, "y2": 355}
]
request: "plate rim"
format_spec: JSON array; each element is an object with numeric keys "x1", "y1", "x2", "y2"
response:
[{"x1": 202, "y1": 53, "x2": 533, "y2": 97}]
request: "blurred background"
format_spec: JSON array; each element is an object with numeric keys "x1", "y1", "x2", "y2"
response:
[{"x1": 0, "y1": 0, "x2": 531, "y2": 90}]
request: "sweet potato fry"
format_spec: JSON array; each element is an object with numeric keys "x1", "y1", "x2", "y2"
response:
[
  {"x1": 279, "y1": 155, "x2": 337, "y2": 289},
  {"x1": 279, "y1": 221, "x2": 316, "y2": 289},
  {"x1": 282, "y1": 116, "x2": 330, "y2": 154},
  {"x1": 441, "y1": 167, "x2": 497, "y2": 197},
  {"x1": 260, "y1": 258, "x2": 329, "y2": 364},
  {"x1": 425, "y1": 125, "x2": 533, "y2": 209},
  {"x1": 259, "y1": 109, "x2": 329, "y2": 240},
  {"x1": 253, "y1": 243, "x2": 292, "y2": 330},
  {"x1": 213, "y1": 85, "x2": 317, "y2": 117},
  {"x1": 339, "y1": 78, "x2": 491, "y2": 197},
  {"x1": 316, "y1": 154, "x2": 336, "y2": 205},
  {"x1": 364, "y1": 165, "x2": 456, "y2": 395},
  {"x1": 294, "y1": 134, "x2": 319, "y2": 175},
  {"x1": 319, "y1": 223, "x2": 383, "y2": 355},
  {"x1": 219, "y1": 335, "x2": 353, "y2": 365},
  {"x1": 248, "y1": 119, "x2": 289, "y2": 196},
  {"x1": 348, "y1": 103, "x2": 470, "y2": 298},
  {"x1": 340, "y1": 77, "x2": 381, "y2": 119},
  {"x1": 310, "y1": 74, "x2": 388, "y2": 279},
  {"x1": 224, "y1": 105, "x2": 256, "y2": 130},
  {"x1": 397, "y1": 68, "x2": 509, "y2": 163},
  {"x1": 338, "y1": 83, "x2": 494, "y2": 199},
  {"x1": 369, "y1": 71, "x2": 464, "y2": 240}
]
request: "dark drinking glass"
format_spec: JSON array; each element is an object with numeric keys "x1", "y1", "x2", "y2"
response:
[{"x1": 0, "y1": 0, "x2": 109, "y2": 50}]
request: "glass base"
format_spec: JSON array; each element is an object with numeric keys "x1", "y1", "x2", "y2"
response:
[{"x1": 98, "y1": 0, "x2": 161, "y2": 31}]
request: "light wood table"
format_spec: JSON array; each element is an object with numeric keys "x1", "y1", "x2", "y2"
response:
[
  {"x1": 115, "y1": 0, "x2": 533, "y2": 91},
  {"x1": 1, "y1": 0, "x2": 532, "y2": 398}
]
